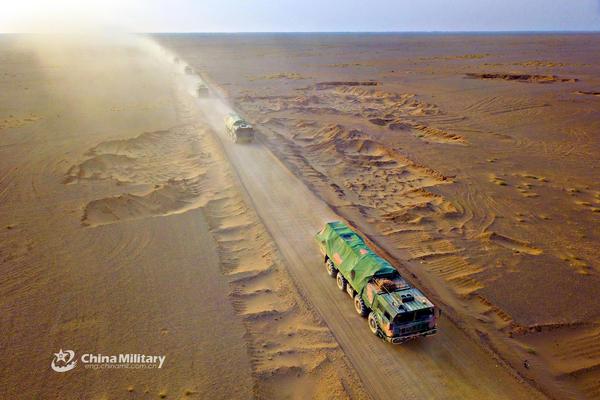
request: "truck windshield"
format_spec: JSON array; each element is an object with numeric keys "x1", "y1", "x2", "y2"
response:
[
  {"x1": 395, "y1": 312, "x2": 415, "y2": 324},
  {"x1": 415, "y1": 308, "x2": 434, "y2": 320},
  {"x1": 394, "y1": 308, "x2": 433, "y2": 324}
]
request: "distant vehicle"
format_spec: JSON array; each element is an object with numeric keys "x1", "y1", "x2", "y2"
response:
[
  {"x1": 197, "y1": 81, "x2": 210, "y2": 97},
  {"x1": 224, "y1": 113, "x2": 254, "y2": 143},
  {"x1": 315, "y1": 221, "x2": 438, "y2": 343},
  {"x1": 184, "y1": 65, "x2": 194, "y2": 75}
]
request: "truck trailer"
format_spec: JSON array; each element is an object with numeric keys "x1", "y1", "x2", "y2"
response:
[{"x1": 315, "y1": 221, "x2": 438, "y2": 343}]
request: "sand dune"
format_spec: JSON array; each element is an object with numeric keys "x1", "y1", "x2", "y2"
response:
[
  {"x1": 484, "y1": 232, "x2": 543, "y2": 256},
  {"x1": 81, "y1": 175, "x2": 210, "y2": 226},
  {"x1": 158, "y1": 33, "x2": 600, "y2": 399},
  {"x1": 66, "y1": 127, "x2": 213, "y2": 226},
  {"x1": 241, "y1": 85, "x2": 465, "y2": 145},
  {"x1": 575, "y1": 90, "x2": 600, "y2": 96},
  {"x1": 315, "y1": 80, "x2": 380, "y2": 88},
  {"x1": 465, "y1": 73, "x2": 578, "y2": 83}
]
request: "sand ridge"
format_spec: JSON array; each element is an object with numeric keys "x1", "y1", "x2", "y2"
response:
[
  {"x1": 240, "y1": 84, "x2": 466, "y2": 145},
  {"x1": 465, "y1": 73, "x2": 578, "y2": 83},
  {"x1": 63, "y1": 128, "x2": 215, "y2": 226}
]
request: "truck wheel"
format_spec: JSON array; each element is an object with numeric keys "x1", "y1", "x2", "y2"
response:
[
  {"x1": 325, "y1": 259, "x2": 336, "y2": 277},
  {"x1": 336, "y1": 273, "x2": 346, "y2": 291},
  {"x1": 368, "y1": 312, "x2": 379, "y2": 335},
  {"x1": 354, "y1": 295, "x2": 368, "y2": 317}
]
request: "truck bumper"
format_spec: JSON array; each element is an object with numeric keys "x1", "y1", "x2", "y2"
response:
[
  {"x1": 232, "y1": 134, "x2": 254, "y2": 144},
  {"x1": 385, "y1": 328, "x2": 438, "y2": 344}
]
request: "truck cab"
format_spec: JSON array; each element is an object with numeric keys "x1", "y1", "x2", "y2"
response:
[{"x1": 365, "y1": 273, "x2": 437, "y2": 343}]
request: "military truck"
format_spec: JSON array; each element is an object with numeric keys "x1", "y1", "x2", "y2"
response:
[
  {"x1": 224, "y1": 113, "x2": 254, "y2": 143},
  {"x1": 197, "y1": 81, "x2": 210, "y2": 97},
  {"x1": 315, "y1": 221, "x2": 438, "y2": 343}
]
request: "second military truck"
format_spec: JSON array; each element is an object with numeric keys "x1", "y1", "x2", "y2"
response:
[
  {"x1": 224, "y1": 113, "x2": 254, "y2": 143},
  {"x1": 315, "y1": 221, "x2": 438, "y2": 343}
]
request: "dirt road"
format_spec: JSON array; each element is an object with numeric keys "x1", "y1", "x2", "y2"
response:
[{"x1": 195, "y1": 97, "x2": 546, "y2": 400}]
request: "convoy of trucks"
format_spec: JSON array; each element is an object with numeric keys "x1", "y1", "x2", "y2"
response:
[
  {"x1": 214, "y1": 84, "x2": 438, "y2": 343},
  {"x1": 315, "y1": 221, "x2": 438, "y2": 343},
  {"x1": 224, "y1": 113, "x2": 255, "y2": 143}
]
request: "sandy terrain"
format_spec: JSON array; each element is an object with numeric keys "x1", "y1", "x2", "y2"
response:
[
  {"x1": 158, "y1": 33, "x2": 600, "y2": 399},
  {"x1": 0, "y1": 35, "x2": 366, "y2": 399},
  {"x1": 193, "y1": 96, "x2": 544, "y2": 400}
]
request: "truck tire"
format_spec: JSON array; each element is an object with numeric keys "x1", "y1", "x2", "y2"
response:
[
  {"x1": 336, "y1": 273, "x2": 346, "y2": 291},
  {"x1": 325, "y1": 259, "x2": 337, "y2": 277},
  {"x1": 368, "y1": 312, "x2": 379, "y2": 335},
  {"x1": 354, "y1": 294, "x2": 368, "y2": 317},
  {"x1": 346, "y1": 284, "x2": 355, "y2": 298}
]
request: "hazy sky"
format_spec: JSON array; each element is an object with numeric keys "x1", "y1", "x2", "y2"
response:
[{"x1": 2, "y1": 0, "x2": 600, "y2": 33}]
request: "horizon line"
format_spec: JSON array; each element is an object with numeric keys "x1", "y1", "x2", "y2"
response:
[{"x1": 2, "y1": 29, "x2": 600, "y2": 35}]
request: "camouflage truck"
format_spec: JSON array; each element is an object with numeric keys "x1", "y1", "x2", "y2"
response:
[
  {"x1": 224, "y1": 113, "x2": 254, "y2": 143},
  {"x1": 315, "y1": 221, "x2": 438, "y2": 343}
]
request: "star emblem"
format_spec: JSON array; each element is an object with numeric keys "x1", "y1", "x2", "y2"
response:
[{"x1": 54, "y1": 349, "x2": 67, "y2": 363}]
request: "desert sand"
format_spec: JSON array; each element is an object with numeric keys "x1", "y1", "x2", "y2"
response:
[
  {"x1": 157, "y1": 33, "x2": 600, "y2": 399},
  {"x1": 2, "y1": 31, "x2": 597, "y2": 399},
  {"x1": 0, "y1": 35, "x2": 367, "y2": 399}
]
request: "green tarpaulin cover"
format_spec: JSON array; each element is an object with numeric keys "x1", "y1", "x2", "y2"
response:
[{"x1": 315, "y1": 221, "x2": 396, "y2": 295}]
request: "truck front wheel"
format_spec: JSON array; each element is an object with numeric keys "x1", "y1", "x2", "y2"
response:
[
  {"x1": 368, "y1": 312, "x2": 379, "y2": 335},
  {"x1": 325, "y1": 259, "x2": 337, "y2": 277},
  {"x1": 336, "y1": 273, "x2": 347, "y2": 291},
  {"x1": 354, "y1": 295, "x2": 368, "y2": 317}
]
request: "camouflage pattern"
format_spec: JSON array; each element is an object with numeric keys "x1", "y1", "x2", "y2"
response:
[{"x1": 315, "y1": 221, "x2": 395, "y2": 295}]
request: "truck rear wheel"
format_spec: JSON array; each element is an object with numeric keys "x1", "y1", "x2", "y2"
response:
[
  {"x1": 354, "y1": 295, "x2": 368, "y2": 317},
  {"x1": 325, "y1": 259, "x2": 337, "y2": 277},
  {"x1": 368, "y1": 312, "x2": 379, "y2": 335},
  {"x1": 336, "y1": 273, "x2": 347, "y2": 291}
]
